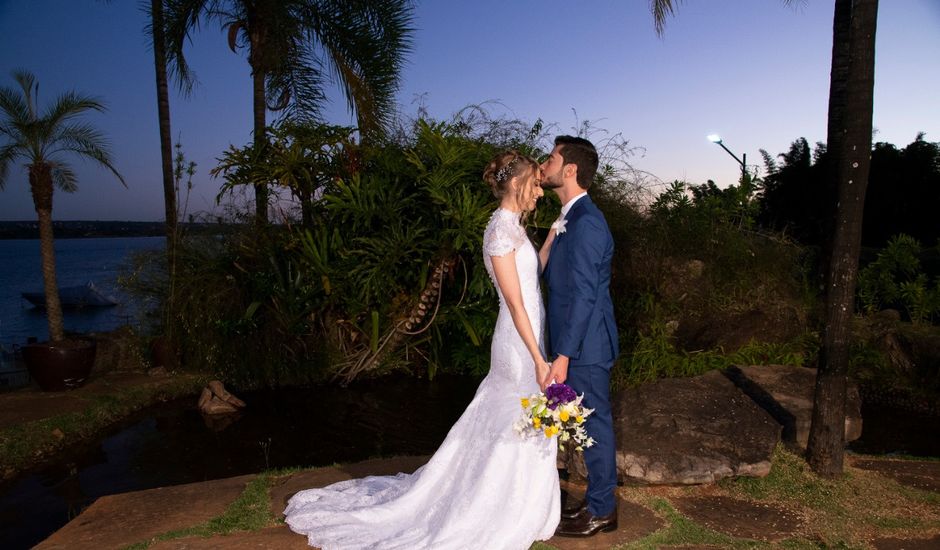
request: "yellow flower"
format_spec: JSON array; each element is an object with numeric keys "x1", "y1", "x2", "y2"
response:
[
  {"x1": 551, "y1": 425, "x2": 560, "y2": 436},
  {"x1": 559, "y1": 410, "x2": 570, "y2": 422},
  {"x1": 533, "y1": 417, "x2": 541, "y2": 429},
  {"x1": 544, "y1": 427, "x2": 553, "y2": 438},
  {"x1": 576, "y1": 416, "x2": 584, "y2": 423},
  {"x1": 521, "y1": 398, "x2": 530, "y2": 409}
]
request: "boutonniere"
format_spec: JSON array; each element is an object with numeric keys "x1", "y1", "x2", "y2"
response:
[{"x1": 551, "y1": 218, "x2": 567, "y2": 235}]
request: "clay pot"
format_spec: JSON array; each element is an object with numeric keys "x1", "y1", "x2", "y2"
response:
[
  {"x1": 23, "y1": 339, "x2": 97, "y2": 391},
  {"x1": 149, "y1": 335, "x2": 176, "y2": 369}
]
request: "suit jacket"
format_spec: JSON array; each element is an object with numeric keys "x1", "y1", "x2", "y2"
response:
[{"x1": 543, "y1": 195, "x2": 619, "y2": 368}]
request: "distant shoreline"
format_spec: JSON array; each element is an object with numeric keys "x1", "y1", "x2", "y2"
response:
[{"x1": 0, "y1": 221, "x2": 230, "y2": 239}]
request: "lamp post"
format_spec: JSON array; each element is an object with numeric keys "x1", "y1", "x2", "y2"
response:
[{"x1": 707, "y1": 134, "x2": 748, "y2": 182}]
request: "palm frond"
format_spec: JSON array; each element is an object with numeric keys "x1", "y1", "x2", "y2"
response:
[
  {"x1": 651, "y1": 0, "x2": 682, "y2": 36},
  {"x1": 47, "y1": 160, "x2": 78, "y2": 193},
  {"x1": 304, "y1": 0, "x2": 414, "y2": 136},
  {"x1": 49, "y1": 123, "x2": 127, "y2": 187},
  {"x1": 42, "y1": 91, "x2": 107, "y2": 135},
  {"x1": 10, "y1": 69, "x2": 39, "y2": 120},
  {"x1": 0, "y1": 142, "x2": 23, "y2": 190},
  {"x1": 0, "y1": 84, "x2": 31, "y2": 127},
  {"x1": 163, "y1": 0, "x2": 212, "y2": 94}
]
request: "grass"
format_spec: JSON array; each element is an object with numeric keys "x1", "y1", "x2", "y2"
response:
[
  {"x1": 619, "y1": 498, "x2": 745, "y2": 549},
  {"x1": 123, "y1": 473, "x2": 277, "y2": 549},
  {"x1": 716, "y1": 446, "x2": 940, "y2": 547},
  {"x1": 0, "y1": 373, "x2": 206, "y2": 477}
]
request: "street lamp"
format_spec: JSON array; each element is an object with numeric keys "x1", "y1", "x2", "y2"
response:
[{"x1": 707, "y1": 134, "x2": 748, "y2": 181}]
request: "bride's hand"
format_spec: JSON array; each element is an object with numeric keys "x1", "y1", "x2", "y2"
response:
[{"x1": 535, "y1": 358, "x2": 551, "y2": 390}]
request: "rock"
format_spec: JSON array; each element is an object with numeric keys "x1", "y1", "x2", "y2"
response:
[
  {"x1": 51, "y1": 428, "x2": 65, "y2": 440},
  {"x1": 562, "y1": 370, "x2": 781, "y2": 485},
  {"x1": 147, "y1": 366, "x2": 168, "y2": 377},
  {"x1": 208, "y1": 380, "x2": 246, "y2": 408},
  {"x1": 197, "y1": 380, "x2": 246, "y2": 416},
  {"x1": 724, "y1": 364, "x2": 862, "y2": 450}
]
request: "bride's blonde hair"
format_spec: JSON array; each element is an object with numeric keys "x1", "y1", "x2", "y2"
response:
[{"x1": 483, "y1": 150, "x2": 539, "y2": 218}]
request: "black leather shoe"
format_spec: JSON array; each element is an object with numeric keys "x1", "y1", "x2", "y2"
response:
[
  {"x1": 555, "y1": 509, "x2": 618, "y2": 537},
  {"x1": 561, "y1": 498, "x2": 587, "y2": 520},
  {"x1": 560, "y1": 488, "x2": 587, "y2": 520}
]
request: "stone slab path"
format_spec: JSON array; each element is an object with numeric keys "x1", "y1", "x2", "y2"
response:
[
  {"x1": 36, "y1": 474, "x2": 255, "y2": 549},
  {"x1": 36, "y1": 455, "x2": 940, "y2": 549}
]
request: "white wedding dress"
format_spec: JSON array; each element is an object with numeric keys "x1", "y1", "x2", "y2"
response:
[{"x1": 284, "y1": 208, "x2": 560, "y2": 549}]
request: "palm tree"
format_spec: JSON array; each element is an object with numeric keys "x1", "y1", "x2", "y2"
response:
[
  {"x1": 650, "y1": 0, "x2": 879, "y2": 476},
  {"x1": 164, "y1": 0, "x2": 414, "y2": 223},
  {"x1": 804, "y1": 0, "x2": 878, "y2": 477},
  {"x1": 0, "y1": 70, "x2": 125, "y2": 342},
  {"x1": 146, "y1": 0, "x2": 180, "y2": 265}
]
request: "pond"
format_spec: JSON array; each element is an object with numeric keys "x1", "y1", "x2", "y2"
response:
[{"x1": 0, "y1": 375, "x2": 480, "y2": 549}]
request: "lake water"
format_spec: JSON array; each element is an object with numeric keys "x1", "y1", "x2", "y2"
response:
[{"x1": 0, "y1": 237, "x2": 164, "y2": 349}]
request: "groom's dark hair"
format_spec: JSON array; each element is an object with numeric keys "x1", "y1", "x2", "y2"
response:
[{"x1": 555, "y1": 135, "x2": 598, "y2": 189}]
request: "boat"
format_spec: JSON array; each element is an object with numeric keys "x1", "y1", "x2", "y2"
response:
[{"x1": 21, "y1": 281, "x2": 119, "y2": 308}]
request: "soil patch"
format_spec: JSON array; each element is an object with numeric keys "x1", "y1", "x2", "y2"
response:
[
  {"x1": 872, "y1": 533, "x2": 940, "y2": 550},
  {"x1": 547, "y1": 482, "x2": 664, "y2": 550},
  {"x1": 35, "y1": 474, "x2": 254, "y2": 550},
  {"x1": 853, "y1": 458, "x2": 940, "y2": 493},
  {"x1": 672, "y1": 495, "x2": 803, "y2": 541}
]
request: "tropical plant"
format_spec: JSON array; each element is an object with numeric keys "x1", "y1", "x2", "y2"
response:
[
  {"x1": 858, "y1": 234, "x2": 940, "y2": 324},
  {"x1": 164, "y1": 0, "x2": 415, "y2": 223},
  {"x1": 213, "y1": 120, "x2": 356, "y2": 230},
  {"x1": 0, "y1": 70, "x2": 125, "y2": 341}
]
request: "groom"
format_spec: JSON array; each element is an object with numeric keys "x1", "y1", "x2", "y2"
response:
[{"x1": 540, "y1": 136, "x2": 619, "y2": 537}]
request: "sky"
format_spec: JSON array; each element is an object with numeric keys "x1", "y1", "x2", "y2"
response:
[{"x1": 0, "y1": 0, "x2": 938, "y2": 221}]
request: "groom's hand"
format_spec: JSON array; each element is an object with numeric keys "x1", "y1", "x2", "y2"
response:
[{"x1": 547, "y1": 355, "x2": 569, "y2": 385}]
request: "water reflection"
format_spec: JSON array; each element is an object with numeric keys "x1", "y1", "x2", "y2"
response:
[{"x1": 0, "y1": 375, "x2": 480, "y2": 549}]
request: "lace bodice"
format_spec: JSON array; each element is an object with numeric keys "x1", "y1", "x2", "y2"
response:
[{"x1": 482, "y1": 208, "x2": 545, "y2": 387}]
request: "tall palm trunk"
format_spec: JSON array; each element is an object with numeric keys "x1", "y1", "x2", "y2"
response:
[
  {"x1": 152, "y1": 0, "x2": 177, "y2": 261},
  {"x1": 250, "y1": 19, "x2": 269, "y2": 224},
  {"x1": 807, "y1": 0, "x2": 878, "y2": 477},
  {"x1": 252, "y1": 65, "x2": 268, "y2": 223},
  {"x1": 152, "y1": 0, "x2": 179, "y2": 365},
  {"x1": 29, "y1": 164, "x2": 65, "y2": 342}
]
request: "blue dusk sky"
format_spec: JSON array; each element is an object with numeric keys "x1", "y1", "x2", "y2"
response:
[{"x1": 0, "y1": 0, "x2": 938, "y2": 221}]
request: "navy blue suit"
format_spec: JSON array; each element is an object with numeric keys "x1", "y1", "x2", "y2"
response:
[{"x1": 543, "y1": 195, "x2": 619, "y2": 516}]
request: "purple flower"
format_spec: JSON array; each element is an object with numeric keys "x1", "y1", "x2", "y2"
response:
[{"x1": 544, "y1": 383, "x2": 577, "y2": 409}]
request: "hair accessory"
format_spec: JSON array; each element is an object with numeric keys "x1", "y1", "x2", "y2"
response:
[{"x1": 495, "y1": 157, "x2": 519, "y2": 184}]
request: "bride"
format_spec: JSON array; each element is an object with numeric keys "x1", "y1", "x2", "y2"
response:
[{"x1": 284, "y1": 150, "x2": 560, "y2": 549}]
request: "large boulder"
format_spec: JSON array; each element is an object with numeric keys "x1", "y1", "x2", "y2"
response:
[
  {"x1": 724, "y1": 364, "x2": 862, "y2": 449},
  {"x1": 562, "y1": 370, "x2": 781, "y2": 485}
]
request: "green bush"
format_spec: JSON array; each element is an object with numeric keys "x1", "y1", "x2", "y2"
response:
[{"x1": 858, "y1": 233, "x2": 940, "y2": 324}]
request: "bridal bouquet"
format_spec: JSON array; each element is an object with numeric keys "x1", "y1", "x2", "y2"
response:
[{"x1": 514, "y1": 383, "x2": 595, "y2": 452}]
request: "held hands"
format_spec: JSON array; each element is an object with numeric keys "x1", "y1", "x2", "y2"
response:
[
  {"x1": 535, "y1": 357, "x2": 551, "y2": 391},
  {"x1": 545, "y1": 355, "x2": 569, "y2": 388}
]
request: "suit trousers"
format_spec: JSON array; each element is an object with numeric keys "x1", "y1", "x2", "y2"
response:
[{"x1": 565, "y1": 361, "x2": 617, "y2": 516}]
